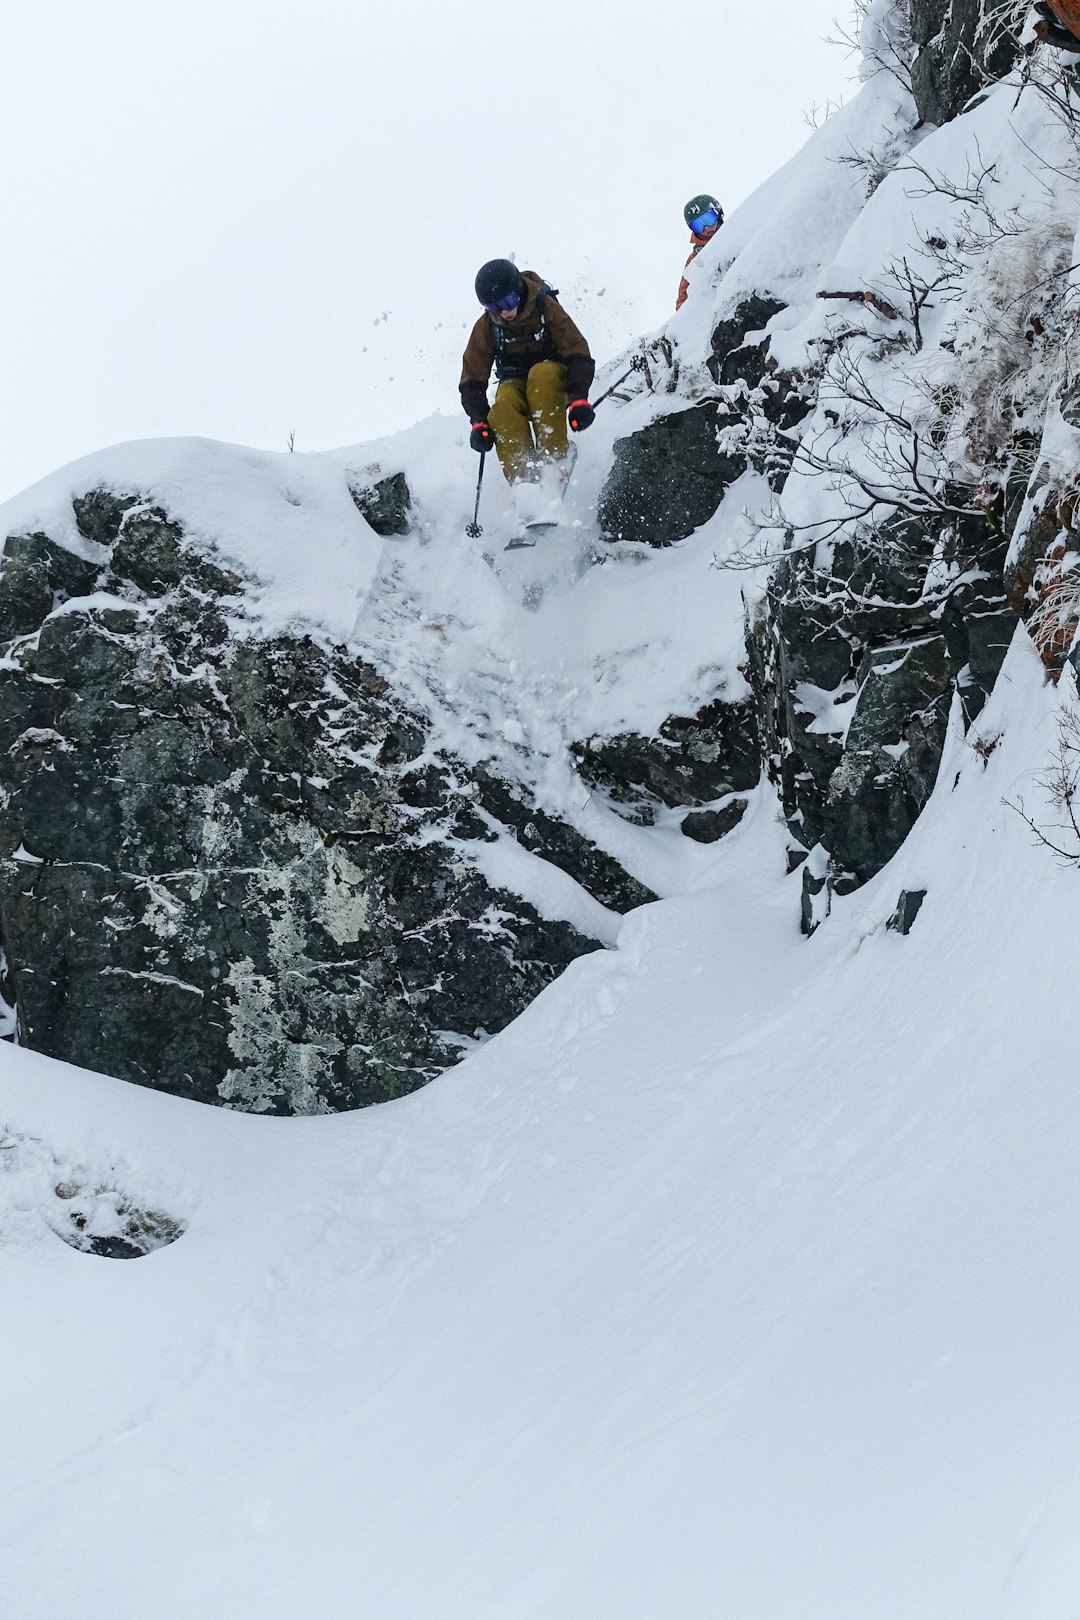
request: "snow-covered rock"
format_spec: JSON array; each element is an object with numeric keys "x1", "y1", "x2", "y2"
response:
[
  {"x1": 9, "y1": 9, "x2": 1080, "y2": 1619},
  {"x1": 4, "y1": 6, "x2": 1078, "y2": 1095}
]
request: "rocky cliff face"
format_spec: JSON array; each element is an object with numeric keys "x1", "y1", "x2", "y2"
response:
[
  {"x1": 1, "y1": 2, "x2": 1071, "y2": 1105},
  {"x1": 599, "y1": 319, "x2": 1017, "y2": 928},
  {"x1": 910, "y1": 0, "x2": 1020, "y2": 124},
  {"x1": 594, "y1": 2, "x2": 1072, "y2": 933},
  {"x1": 0, "y1": 492, "x2": 662, "y2": 1112}
]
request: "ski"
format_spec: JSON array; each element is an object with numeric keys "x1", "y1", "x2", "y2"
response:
[
  {"x1": 504, "y1": 520, "x2": 559, "y2": 552},
  {"x1": 503, "y1": 445, "x2": 578, "y2": 550}
]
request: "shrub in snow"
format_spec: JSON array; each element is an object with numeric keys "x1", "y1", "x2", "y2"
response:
[
  {"x1": 939, "y1": 216, "x2": 1076, "y2": 491},
  {"x1": 858, "y1": 0, "x2": 916, "y2": 85}
]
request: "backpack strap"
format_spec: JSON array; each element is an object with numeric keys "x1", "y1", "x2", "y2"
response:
[{"x1": 490, "y1": 283, "x2": 558, "y2": 378}]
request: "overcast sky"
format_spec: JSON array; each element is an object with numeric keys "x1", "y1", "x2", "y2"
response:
[{"x1": 0, "y1": 0, "x2": 860, "y2": 504}]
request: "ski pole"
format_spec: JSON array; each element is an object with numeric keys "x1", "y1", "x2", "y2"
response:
[
  {"x1": 591, "y1": 353, "x2": 649, "y2": 410},
  {"x1": 465, "y1": 449, "x2": 487, "y2": 538}
]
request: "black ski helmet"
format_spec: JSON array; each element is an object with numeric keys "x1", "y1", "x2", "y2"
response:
[
  {"x1": 683, "y1": 194, "x2": 723, "y2": 230},
  {"x1": 475, "y1": 258, "x2": 526, "y2": 307}
]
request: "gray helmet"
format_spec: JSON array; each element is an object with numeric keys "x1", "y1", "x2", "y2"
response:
[
  {"x1": 475, "y1": 259, "x2": 526, "y2": 307},
  {"x1": 683, "y1": 194, "x2": 723, "y2": 231}
]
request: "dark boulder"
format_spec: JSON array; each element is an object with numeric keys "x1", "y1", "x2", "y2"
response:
[
  {"x1": 708, "y1": 293, "x2": 787, "y2": 387},
  {"x1": 598, "y1": 295, "x2": 813, "y2": 547},
  {"x1": 350, "y1": 470, "x2": 413, "y2": 536},
  {"x1": 822, "y1": 634, "x2": 954, "y2": 884},
  {"x1": 753, "y1": 495, "x2": 1015, "y2": 902},
  {"x1": 887, "y1": 889, "x2": 928, "y2": 934},
  {"x1": 597, "y1": 400, "x2": 748, "y2": 547},
  {"x1": 0, "y1": 533, "x2": 100, "y2": 641},
  {"x1": 680, "y1": 799, "x2": 749, "y2": 844},
  {"x1": 910, "y1": 0, "x2": 1020, "y2": 126},
  {"x1": 471, "y1": 763, "x2": 656, "y2": 912},
  {"x1": 72, "y1": 489, "x2": 142, "y2": 544},
  {"x1": 572, "y1": 697, "x2": 760, "y2": 826},
  {"x1": 0, "y1": 496, "x2": 619, "y2": 1113}
]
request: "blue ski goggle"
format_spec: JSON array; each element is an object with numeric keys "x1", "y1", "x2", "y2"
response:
[
  {"x1": 484, "y1": 292, "x2": 520, "y2": 316},
  {"x1": 691, "y1": 208, "x2": 720, "y2": 235}
]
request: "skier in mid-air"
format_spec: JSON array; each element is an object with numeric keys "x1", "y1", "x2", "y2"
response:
[
  {"x1": 460, "y1": 259, "x2": 596, "y2": 488},
  {"x1": 676, "y1": 194, "x2": 724, "y2": 311}
]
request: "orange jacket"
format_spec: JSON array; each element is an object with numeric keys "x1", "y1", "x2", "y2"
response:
[
  {"x1": 676, "y1": 223, "x2": 721, "y2": 311},
  {"x1": 1047, "y1": 0, "x2": 1080, "y2": 33}
]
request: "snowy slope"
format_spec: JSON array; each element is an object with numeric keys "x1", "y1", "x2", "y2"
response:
[
  {"x1": 6, "y1": 35, "x2": 1080, "y2": 1620},
  {"x1": 5, "y1": 632, "x2": 1080, "y2": 1620}
]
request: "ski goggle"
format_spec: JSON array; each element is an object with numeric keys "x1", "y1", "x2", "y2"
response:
[
  {"x1": 690, "y1": 208, "x2": 720, "y2": 235},
  {"x1": 484, "y1": 292, "x2": 520, "y2": 316}
]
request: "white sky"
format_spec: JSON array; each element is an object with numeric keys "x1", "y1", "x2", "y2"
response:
[{"x1": 0, "y1": 0, "x2": 859, "y2": 505}]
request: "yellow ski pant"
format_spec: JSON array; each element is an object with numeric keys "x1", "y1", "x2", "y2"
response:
[{"x1": 488, "y1": 360, "x2": 569, "y2": 484}]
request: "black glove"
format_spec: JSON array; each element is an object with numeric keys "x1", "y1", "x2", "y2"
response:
[
  {"x1": 470, "y1": 420, "x2": 495, "y2": 453},
  {"x1": 568, "y1": 400, "x2": 595, "y2": 433}
]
